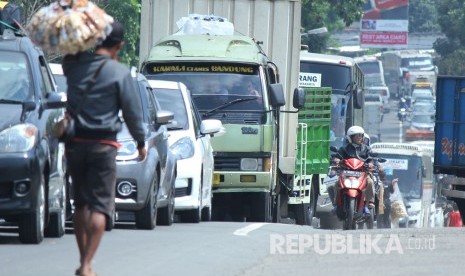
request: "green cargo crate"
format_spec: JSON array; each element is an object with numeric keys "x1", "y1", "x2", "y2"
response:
[{"x1": 295, "y1": 87, "x2": 332, "y2": 176}]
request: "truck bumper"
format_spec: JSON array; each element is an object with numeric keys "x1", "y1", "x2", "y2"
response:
[{"x1": 212, "y1": 171, "x2": 272, "y2": 192}]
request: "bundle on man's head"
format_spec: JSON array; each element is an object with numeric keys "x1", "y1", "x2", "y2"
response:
[{"x1": 100, "y1": 21, "x2": 124, "y2": 48}]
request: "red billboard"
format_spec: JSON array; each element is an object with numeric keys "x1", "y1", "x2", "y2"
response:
[{"x1": 360, "y1": 0, "x2": 409, "y2": 48}]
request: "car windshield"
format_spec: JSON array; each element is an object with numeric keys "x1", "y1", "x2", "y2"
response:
[
  {"x1": 412, "y1": 104, "x2": 435, "y2": 113},
  {"x1": 378, "y1": 154, "x2": 423, "y2": 199},
  {"x1": 365, "y1": 95, "x2": 381, "y2": 103},
  {"x1": 412, "y1": 114, "x2": 435, "y2": 124},
  {"x1": 412, "y1": 89, "x2": 433, "y2": 98},
  {"x1": 0, "y1": 51, "x2": 32, "y2": 101},
  {"x1": 153, "y1": 88, "x2": 189, "y2": 131}
]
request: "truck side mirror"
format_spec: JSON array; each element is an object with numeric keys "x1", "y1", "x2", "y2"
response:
[
  {"x1": 269, "y1": 83, "x2": 286, "y2": 107},
  {"x1": 292, "y1": 88, "x2": 305, "y2": 109},
  {"x1": 354, "y1": 88, "x2": 364, "y2": 109}
]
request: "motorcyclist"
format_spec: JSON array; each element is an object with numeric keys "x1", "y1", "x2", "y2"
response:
[{"x1": 335, "y1": 126, "x2": 376, "y2": 210}]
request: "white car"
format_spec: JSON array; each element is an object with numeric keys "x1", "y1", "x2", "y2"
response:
[
  {"x1": 366, "y1": 85, "x2": 390, "y2": 113},
  {"x1": 148, "y1": 80, "x2": 223, "y2": 222}
]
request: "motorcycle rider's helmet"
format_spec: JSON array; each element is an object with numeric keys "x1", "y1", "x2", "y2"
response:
[{"x1": 346, "y1": 125, "x2": 365, "y2": 144}]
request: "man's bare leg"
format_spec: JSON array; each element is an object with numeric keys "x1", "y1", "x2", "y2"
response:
[
  {"x1": 73, "y1": 206, "x2": 90, "y2": 271},
  {"x1": 80, "y1": 210, "x2": 106, "y2": 276},
  {"x1": 73, "y1": 205, "x2": 105, "y2": 276}
]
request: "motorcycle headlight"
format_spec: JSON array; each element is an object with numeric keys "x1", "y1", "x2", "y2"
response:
[
  {"x1": 170, "y1": 136, "x2": 194, "y2": 160},
  {"x1": 344, "y1": 178, "x2": 359, "y2": 188},
  {"x1": 0, "y1": 124, "x2": 37, "y2": 152},
  {"x1": 117, "y1": 140, "x2": 139, "y2": 161}
]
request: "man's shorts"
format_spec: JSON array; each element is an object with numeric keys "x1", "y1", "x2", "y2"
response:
[{"x1": 66, "y1": 142, "x2": 117, "y2": 218}]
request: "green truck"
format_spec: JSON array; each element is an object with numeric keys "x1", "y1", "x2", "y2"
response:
[{"x1": 139, "y1": 0, "x2": 332, "y2": 224}]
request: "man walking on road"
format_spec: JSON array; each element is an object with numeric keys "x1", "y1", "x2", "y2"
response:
[{"x1": 63, "y1": 21, "x2": 146, "y2": 276}]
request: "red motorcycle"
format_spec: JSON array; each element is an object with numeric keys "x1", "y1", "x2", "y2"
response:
[{"x1": 330, "y1": 146, "x2": 374, "y2": 230}]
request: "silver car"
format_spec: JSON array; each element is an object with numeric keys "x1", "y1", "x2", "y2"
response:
[{"x1": 114, "y1": 73, "x2": 177, "y2": 229}]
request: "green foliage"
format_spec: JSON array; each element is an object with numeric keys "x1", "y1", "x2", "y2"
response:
[
  {"x1": 434, "y1": 0, "x2": 465, "y2": 75},
  {"x1": 409, "y1": 0, "x2": 440, "y2": 33}
]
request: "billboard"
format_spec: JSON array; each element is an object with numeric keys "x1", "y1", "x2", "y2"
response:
[{"x1": 360, "y1": 0, "x2": 409, "y2": 48}]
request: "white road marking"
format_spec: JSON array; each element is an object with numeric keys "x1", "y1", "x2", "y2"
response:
[{"x1": 233, "y1": 223, "x2": 267, "y2": 236}]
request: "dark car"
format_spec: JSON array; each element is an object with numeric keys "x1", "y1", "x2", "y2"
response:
[
  {"x1": 0, "y1": 29, "x2": 67, "y2": 243},
  {"x1": 113, "y1": 72, "x2": 177, "y2": 229}
]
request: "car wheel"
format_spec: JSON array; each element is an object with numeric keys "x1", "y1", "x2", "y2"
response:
[
  {"x1": 105, "y1": 207, "x2": 115, "y2": 231},
  {"x1": 181, "y1": 185, "x2": 202, "y2": 223},
  {"x1": 45, "y1": 177, "x2": 66, "y2": 237},
  {"x1": 201, "y1": 194, "x2": 212, "y2": 222},
  {"x1": 135, "y1": 172, "x2": 158, "y2": 230},
  {"x1": 157, "y1": 177, "x2": 175, "y2": 226},
  {"x1": 19, "y1": 174, "x2": 46, "y2": 244}
]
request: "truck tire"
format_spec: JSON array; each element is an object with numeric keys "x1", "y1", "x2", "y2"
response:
[
  {"x1": 295, "y1": 203, "x2": 312, "y2": 226},
  {"x1": 251, "y1": 192, "x2": 271, "y2": 222}
]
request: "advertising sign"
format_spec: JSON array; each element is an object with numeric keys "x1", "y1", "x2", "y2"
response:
[{"x1": 360, "y1": 0, "x2": 409, "y2": 48}]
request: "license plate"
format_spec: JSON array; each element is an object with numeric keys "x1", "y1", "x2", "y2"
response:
[
  {"x1": 343, "y1": 170, "x2": 362, "y2": 177},
  {"x1": 213, "y1": 173, "x2": 221, "y2": 185}
]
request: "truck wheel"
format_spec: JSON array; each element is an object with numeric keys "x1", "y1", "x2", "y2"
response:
[
  {"x1": 251, "y1": 192, "x2": 271, "y2": 222},
  {"x1": 19, "y1": 174, "x2": 46, "y2": 244},
  {"x1": 272, "y1": 194, "x2": 281, "y2": 223},
  {"x1": 295, "y1": 203, "x2": 312, "y2": 226}
]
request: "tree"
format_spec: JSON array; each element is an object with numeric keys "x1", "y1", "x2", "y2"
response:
[
  {"x1": 10, "y1": 0, "x2": 140, "y2": 67},
  {"x1": 409, "y1": 0, "x2": 440, "y2": 33},
  {"x1": 434, "y1": 0, "x2": 465, "y2": 75},
  {"x1": 301, "y1": 0, "x2": 365, "y2": 53}
]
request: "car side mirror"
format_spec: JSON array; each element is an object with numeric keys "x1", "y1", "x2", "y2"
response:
[
  {"x1": 156, "y1": 110, "x2": 174, "y2": 125},
  {"x1": 200, "y1": 119, "x2": 223, "y2": 136},
  {"x1": 269, "y1": 83, "x2": 285, "y2": 107},
  {"x1": 42, "y1": 92, "x2": 67, "y2": 109}
]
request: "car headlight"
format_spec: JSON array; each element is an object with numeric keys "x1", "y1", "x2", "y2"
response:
[
  {"x1": 170, "y1": 136, "x2": 194, "y2": 160},
  {"x1": 117, "y1": 140, "x2": 139, "y2": 161},
  {"x1": 0, "y1": 124, "x2": 37, "y2": 152},
  {"x1": 240, "y1": 158, "x2": 263, "y2": 171}
]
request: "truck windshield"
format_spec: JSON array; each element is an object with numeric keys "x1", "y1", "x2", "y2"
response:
[
  {"x1": 377, "y1": 154, "x2": 423, "y2": 199},
  {"x1": 300, "y1": 61, "x2": 351, "y2": 148},
  {"x1": 144, "y1": 63, "x2": 265, "y2": 123},
  {"x1": 401, "y1": 57, "x2": 433, "y2": 70}
]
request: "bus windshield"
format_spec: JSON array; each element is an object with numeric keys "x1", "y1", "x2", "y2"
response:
[{"x1": 377, "y1": 154, "x2": 423, "y2": 199}]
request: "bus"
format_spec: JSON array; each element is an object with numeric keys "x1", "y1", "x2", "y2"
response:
[
  {"x1": 354, "y1": 55, "x2": 386, "y2": 87},
  {"x1": 371, "y1": 142, "x2": 434, "y2": 228},
  {"x1": 299, "y1": 51, "x2": 365, "y2": 149}
]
